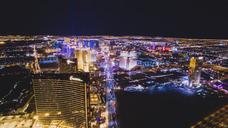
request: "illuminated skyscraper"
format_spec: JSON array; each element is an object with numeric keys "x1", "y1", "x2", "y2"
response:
[
  {"x1": 32, "y1": 73, "x2": 89, "y2": 128},
  {"x1": 189, "y1": 57, "x2": 202, "y2": 87},
  {"x1": 119, "y1": 51, "x2": 137, "y2": 70},
  {"x1": 194, "y1": 70, "x2": 201, "y2": 85},
  {"x1": 189, "y1": 57, "x2": 196, "y2": 73},
  {"x1": 188, "y1": 57, "x2": 196, "y2": 87},
  {"x1": 64, "y1": 37, "x2": 71, "y2": 43},
  {"x1": 38, "y1": 56, "x2": 59, "y2": 73},
  {"x1": 59, "y1": 57, "x2": 77, "y2": 73},
  {"x1": 90, "y1": 50, "x2": 97, "y2": 62},
  {"x1": 82, "y1": 50, "x2": 91, "y2": 65},
  {"x1": 119, "y1": 57, "x2": 137, "y2": 70},
  {"x1": 194, "y1": 57, "x2": 203, "y2": 85},
  {"x1": 75, "y1": 49, "x2": 83, "y2": 71},
  {"x1": 84, "y1": 50, "x2": 91, "y2": 72},
  {"x1": 75, "y1": 49, "x2": 91, "y2": 72}
]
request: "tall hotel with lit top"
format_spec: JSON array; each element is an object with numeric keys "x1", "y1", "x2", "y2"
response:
[
  {"x1": 189, "y1": 57, "x2": 202, "y2": 87},
  {"x1": 32, "y1": 73, "x2": 89, "y2": 128},
  {"x1": 75, "y1": 49, "x2": 91, "y2": 72},
  {"x1": 119, "y1": 51, "x2": 137, "y2": 70}
]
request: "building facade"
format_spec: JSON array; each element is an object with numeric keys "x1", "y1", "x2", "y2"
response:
[
  {"x1": 32, "y1": 74, "x2": 89, "y2": 128},
  {"x1": 59, "y1": 57, "x2": 78, "y2": 73}
]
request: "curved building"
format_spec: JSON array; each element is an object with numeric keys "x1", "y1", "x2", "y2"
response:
[{"x1": 32, "y1": 73, "x2": 89, "y2": 128}]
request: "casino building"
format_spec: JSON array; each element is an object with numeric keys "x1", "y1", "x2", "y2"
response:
[{"x1": 32, "y1": 73, "x2": 89, "y2": 128}]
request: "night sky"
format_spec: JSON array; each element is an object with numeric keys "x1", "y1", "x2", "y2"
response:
[{"x1": 1, "y1": 0, "x2": 228, "y2": 38}]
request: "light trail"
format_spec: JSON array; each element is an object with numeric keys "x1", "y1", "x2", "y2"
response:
[{"x1": 103, "y1": 47, "x2": 118, "y2": 128}]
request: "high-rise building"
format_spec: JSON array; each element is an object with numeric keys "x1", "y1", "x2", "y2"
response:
[
  {"x1": 189, "y1": 57, "x2": 202, "y2": 87},
  {"x1": 191, "y1": 105, "x2": 228, "y2": 128},
  {"x1": 119, "y1": 51, "x2": 137, "y2": 70},
  {"x1": 119, "y1": 57, "x2": 137, "y2": 70},
  {"x1": 32, "y1": 73, "x2": 89, "y2": 128},
  {"x1": 38, "y1": 56, "x2": 59, "y2": 73},
  {"x1": 189, "y1": 57, "x2": 196, "y2": 73},
  {"x1": 90, "y1": 50, "x2": 97, "y2": 63},
  {"x1": 75, "y1": 49, "x2": 83, "y2": 71},
  {"x1": 194, "y1": 70, "x2": 201, "y2": 85},
  {"x1": 75, "y1": 49, "x2": 91, "y2": 72},
  {"x1": 59, "y1": 57, "x2": 78, "y2": 73}
]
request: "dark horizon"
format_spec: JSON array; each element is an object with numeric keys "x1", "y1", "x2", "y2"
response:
[{"x1": 1, "y1": 0, "x2": 228, "y2": 39}]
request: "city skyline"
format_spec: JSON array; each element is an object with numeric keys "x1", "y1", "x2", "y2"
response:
[
  {"x1": 0, "y1": 1, "x2": 227, "y2": 128},
  {"x1": 0, "y1": 35, "x2": 227, "y2": 128}
]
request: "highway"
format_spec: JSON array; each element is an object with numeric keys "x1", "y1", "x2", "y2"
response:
[{"x1": 103, "y1": 46, "x2": 118, "y2": 128}]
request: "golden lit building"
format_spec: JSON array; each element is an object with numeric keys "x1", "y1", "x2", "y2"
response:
[
  {"x1": 0, "y1": 114, "x2": 35, "y2": 128},
  {"x1": 191, "y1": 105, "x2": 228, "y2": 128},
  {"x1": 189, "y1": 57, "x2": 202, "y2": 86},
  {"x1": 75, "y1": 49, "x2": 91, "y2": 72},
  {"x1": 32, "y1": 73, "x2": 89, "y2": 128},
  {"x1": 64, "y1": 38, "x2": 71, "y2": 43},
  {"x1": 189, "y1": 57, "x2": 196, "y2": 73},
  {"x1": 75, "y1": 49, "x2": 83, "y2": 71}
]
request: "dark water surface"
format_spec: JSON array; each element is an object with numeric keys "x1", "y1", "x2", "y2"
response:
[{"x1": 116, "y1": 91, "x2": 227, "y2": 128}]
